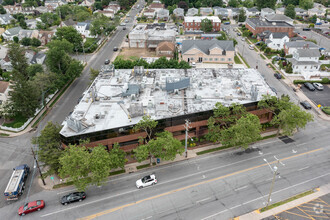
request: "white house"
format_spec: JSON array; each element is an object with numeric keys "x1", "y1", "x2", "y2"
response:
[
  {"x1": 288, "y1": 49, "x2": 321, "y2": 73},
  {"x1": 143, "y1": 9, "x2": 156, "y2": 19},
  {"x1": 173, "y1": 8, "x2": 184, "y2": 18},
  {"x1": 157, "y1": 9, "x2": 169, "y2": 21},
  {"x1": 75, "y1": 22, "x2": 94, "y2": 38},
  {"x1": 295, "y1": 8, "x2": 307, "y2": 17},
  {"x1": 2, "y1": 27, "x2": 22, "y2": 41},
  {"x1": 265, "y1": 32, "x2": 289, "y2": 50},
  {"x1": 260, "y1": 8, "x2": 275, "y2": 18},
  {"x1": 186, "y1": 8, "x2": 198, "y2": 16},
  {"x1": 284, "y1": 41, "x2": 319, "y2": 55},
  {"x1": 245, "y1": 7, "x2": 260, "y2": 17},
  {"x1": 0, "y1": 81, "x2": 10, "y2": 105},
  {"x1": 214, "y1": 8, "x2": 228, "y2": 17},
  {"x1": 308, "y1": 8, "x2": 326, "y2": 17},
  {"x1": 0, "y1": 14, "x2": 14, "y2": 25}
]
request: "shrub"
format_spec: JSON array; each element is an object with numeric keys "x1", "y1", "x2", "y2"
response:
[
  {"x1": 321, "y1": 78, "x2": 330, "y2": 84},
  {"x1": 322, "y1": 107, "x2": 330, "y2": 115},
  {"x1": 13, "y1": 122, "x2": 24, "y2": 128}
]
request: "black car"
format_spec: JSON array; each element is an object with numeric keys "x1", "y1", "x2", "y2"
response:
[
  {"x1": 104, "y1": 59, "x2": 110, "y2": 65},
  {"x1": 304, "y1": 82, "x2": 315, "y2": 91},
  {"x1": 237, "y1": 32, "x2": 241, "y2": 36},
  {"x1": 113, "y1": 47, "x2": 118, "y2": 51},
  {"x1": 274, "y1": 73, "x2": 282, "y2": 79},
  {"x1": 302, "y1": 28, "x2": 311, "y2": 31},
  {"x1": 61, "y1": 192, "x2": 86, "y2": 205},
  {"x1": 300, "y1": 101, "x2": 312, "y2": 110}
]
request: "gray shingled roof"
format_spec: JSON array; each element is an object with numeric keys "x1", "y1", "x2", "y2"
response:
[
  {"x1": 261, "y1": 8, "x2": 275, "y2": 13},
  {"x1": 288, "y1": 58, "x2": 319, "y2": 65},
  {"x1": 285, "y1": 41, "x2": 318, "y2": 48},
  {"x1": 295, "y1": 8, "x2": 306, "y2": 13},
  {"x1": 272, "y1": 32, "x2": 288, "y2": 38},
  {"x1": 246, "y1": 18, "x2": 293, "y2": 29},
  {"x1": 182, "y1": 40, "x2": 235, "y2": 55},
  {"x1": 265, "y1": 14, "x2": 293, "y2": 22},
  {"x1": 297, "y1": 49, "x2": 320, "y2": 57}
]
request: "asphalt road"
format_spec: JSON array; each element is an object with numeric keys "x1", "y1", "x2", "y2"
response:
[{"x1": 0, "y1": 119, "x2": 329, "y2": 220}]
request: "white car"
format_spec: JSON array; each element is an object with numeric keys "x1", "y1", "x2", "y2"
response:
[
  {"x1": 248, "y1": 44, "x2": 254, "y2": 50},
  {"x1": 136, "y1": 174, "x2": 157, "y2": 189},
  {"x1": 313, "y1": 83, "x2": 323, "y2": 90}
]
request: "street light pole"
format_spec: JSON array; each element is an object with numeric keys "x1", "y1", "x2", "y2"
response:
[
  {"x1": 184, "y1": 119, "x2": 191, "y2": 158},
  {"x1": 31, "y1": 147, "x2": 46, "y2": 186}
]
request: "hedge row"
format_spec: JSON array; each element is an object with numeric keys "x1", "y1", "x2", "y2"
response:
[{"x1": 293, "y1": 78, "x2": 330, "y2": 84}]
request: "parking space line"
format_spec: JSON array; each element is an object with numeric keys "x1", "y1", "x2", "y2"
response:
[
  {"x1": 316, "y1": 198, "x2": 330, "y2": 206},
  {"x1": 297, "y1": 206, "x2": 316, "y2": 220},
  {"x1": 283, "y1": 210, "x2": 312, "y2": 219}
]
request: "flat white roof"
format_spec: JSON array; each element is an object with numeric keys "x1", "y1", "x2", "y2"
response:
[
  {"x1": 60, "y1": 68, "x2": 275, "y2": 137},
  {"x1": 184, "y1": 16, "x2": 221, "y2": 23}
]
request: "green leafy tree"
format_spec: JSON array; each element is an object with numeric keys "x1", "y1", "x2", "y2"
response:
[
  {"x1": 220, "y1": 113, "x2": 261, "y2": 149},
  {"x1": 31, "y1": 122, "x2": 63, "y2": 177},
  {"x1": 256, "y1": 0, "x2": 276, "y2": 10},
  {"x1": 20, "y1": 37, "x2": 31, "y2": 46},
  {"x1": 242, "y1": 0, "x2": 254, "y2": 8},
  {"x1": 228, "y1": 0, "x2": 239, "y2": 7},
  {"x1": 134, "y1": 115, "x2": 158, "y2": 143},
  {"x1": 200, "y1": 18, "x2": 213, "y2": 33},
  {"x1": 65, "y1": 59, "x2": 84, "y2": 80},
  {"x1": 59, "y1": 145, "x2": 91, "y2": 191},
  {"x1": 27, "y1": 64, "x2": 44, "y2": 78},
  {"x1": 0, "y1": 5, "x2": 6, "y2": 14},
  {"x1": 285, "y1": 4, "x2": 296, "y2": 19},
  {"x1": 217, "y1": 31, "x2": 228, "y2": 40},
  {"x1": 310, "y1": 14, "x2": 317, "y2": 23},
  {"x1": 89, "y1": 145, "x2": 112, "y2": 187},
  {"x1": 55, "y1": 26, "x2": 83, "y2": 51},
  {"x1": 56, "y1": 4, "x2": 73, "y2": 20},
  {"x1": 283, "y1": 0, "x2": 299, "y2": 6},
  {"x1": 238, "y1": 8, "x2": 246, "y2": 22},
  {"x1": 31, "y1": 38, "x2": 41, "y2": 47},
  {"x1": 41, "y1": 12, "x2": 61, "y2": 28},
  {"x1": 299, "y1": 0, "x2": 314, "y2": 10},
  {"x1": 13, "y1": 36, "x2": 19, "y2": 43},
  {"x1": 46, "y1": 39, "x2": 74, "y2": 74},
  {"x1": 89, "y1": 68, "x2": 100, "y2": 83},
  {"x1": 90, "y1": 14, "x2": 111, "y2": 36},
  {"x1": 109, "y1": 143, "x2": 126, "y2": 170}
]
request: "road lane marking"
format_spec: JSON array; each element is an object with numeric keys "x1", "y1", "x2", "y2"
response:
[
  {"x1": 201, "y1": 172, "x2": 330, "y2": 220},
  {"x1": 298, "y1": 166, "x2": 310, "y2": 171},
  {"x1": 196, "y1": 197, "x2": 212, "y2": 203},
  {"x1": 71, "y1": 148, "x2": 323, "y2": 220},
  {"x1": 235, "y1": 185, "x2": 248, "y2": 191}
]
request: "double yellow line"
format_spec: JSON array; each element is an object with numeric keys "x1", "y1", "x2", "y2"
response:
[{"x1": 79, "y1": 148, "x2": 322, "y2": 220}]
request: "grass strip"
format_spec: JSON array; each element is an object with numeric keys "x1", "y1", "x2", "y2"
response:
[
  {"x1": 260, "y1": 190, "x2": 314, "y2": 212},
  {"x1": 136, "y1": 162, "x2": 156, "y2": 170},
  {"x1": 234, "y1": 55, "x2": 242, "y2": 64},
  {"x1": 260, "y1": 54, "x2": 266, "y2": 60},
  {"x1": 0, "y1": 133, "x2": 10, "y2": 136},
  {"x1": 237, "y1": 52, "x2": 250, "y2": 68},
  {"x1": 109, "y1": 169, "x2": 125, "y2": 176}
]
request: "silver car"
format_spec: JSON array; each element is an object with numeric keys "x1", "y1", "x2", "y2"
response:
[{"x1": 312, "y1": 83, "x2": 323, "y2": 91}]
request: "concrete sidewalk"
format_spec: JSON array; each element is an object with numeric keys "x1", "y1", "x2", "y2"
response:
[{"x1": 238, "y1": 183, "x2": 330, "y2": 220}]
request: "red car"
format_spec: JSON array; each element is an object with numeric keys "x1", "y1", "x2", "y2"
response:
[
  {"x1": 18, "y1": 200, "x2": 45, "y2": 216},
  {"x1": 302, "y1": 36, "x2": 307, "y2": 39}
]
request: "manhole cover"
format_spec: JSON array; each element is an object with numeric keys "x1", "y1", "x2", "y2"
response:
[{"x1": 278, "y1": 136, "x2": 294, "y2": 144}]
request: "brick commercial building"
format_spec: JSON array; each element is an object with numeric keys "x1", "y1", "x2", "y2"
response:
[
  {"x1": 246, "y1": 17, "x2": 295, "y2": 38},
  {"x1": 60, "y1": 67, "x2": 275, "y2": 151},
  {"x1": 183, "y1": 16, "x2": 221, "y2": 32}
]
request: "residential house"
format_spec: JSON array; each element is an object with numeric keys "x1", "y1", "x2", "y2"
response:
[
  {"x1": 0, "y1": 14, "x2": 14, "y2": 25},
  {"x1": 0, "y1": 81, "x2": 10, "y2": 105},
  {"x1": 245, "y1": 7, "x2": 260, "y2": 17},
  {"x1": 260, "y1": 8, "x2": 275, "y2": 18},
  {"x1": 295, "y1": 8, "x2": 307, "y2": 17},
  {"x1": 35, "y1": 5, "x2": 54, "y2": 13},
  {"x1": 228, "y1": 8, "x2": 240, "y2": 18},
  {"x1": 187, "y1": 8, "x2": 198, "y2": 16},
  {"x1": 38, "y1": 30, "x2": 55, "y2": 45},
  {"x1": 157, "y1": 9, "x2": 169, "y2": 21},
  {"x1": 156, "y1": 41, "x2": 175, "y2": 57},
  {"x1": 143, "y1": 9, "x2": 156, "y2": 19},
  {"x1": 0, "y1": 54, "x2": 12, "y2": 71},
  {"x1": 94, "y1": 9, "x2": 115, "y2": 18},
  {"x1": 265, "y1": 14, "x2": 294, "y2": 25},
  {"x1": 290, "y1": 36, "x2": 305, "y2": 42},
  {"x1": 182, "y1": 40, "x2": 235, "y2": 64},
  {"x1": 75, "y1": 21, "x2": 94, "y2": 38},
  {"x1": 149, "y1": 3, "x2": 164, "y2": 13},
  {"x1": 60, "y1": 18, "x2": 76, "y2": 27},
  {"x1": 201, "y1": 33, "x2": 221, "y2": 40},
  {"x1": 26, "y1": 19, "x2": 40, "y2": 29},
  {"x1": 44, "y1": 0, "x2": 67, "y2": 9},
  {"x1": 275, "y1": 7, "x2": 285, "y2": 15},
  {"x1": 2, "y1": 27, "x2": 22, "y2": 41},
  {"x1": 106, "y1": 4, "x2": 120, "y2": 14},
  {"x1": 30, "y1": 52, "x2": 46, "y2": 65},
  {"x1": 308, "y1": 8, "x2": 326, "y2": 17},
  {"x1": 246, "y1": 18, "x2": 295, "y2": 37},
  {"x1": 108, "y1": 1, "x2": 121, "y2": 12},
  {"x1": 265, "y1": 32, "x2": 289, "y2": 50},
  {"x1": 4, "y1": 4, "x2": 35, "y2": 14},
  {"x1": 183, "y1": 16, "x2": 221, "y2": 32},
  {"x1": 214, "y1": 8, "x2": 228, "y2": 18},
  {"x1": 200, "y1": 7, "x2": 213, "y2": 16},
  {"x1": 18, "y1": 30, "x2": 39, "y2": 40},
  {"x1": 283, "y1": 41, "x2": 319, "y2": 55},
  {"x1": 288, "y1": 48, "x2": 321, "y2": 73},
  {"x1": 173, "y1": 8, "x2": 184, "y2": 19},
  {"x1": 80, "y1": 0, "x2": 94, "y2": 7},
  {"x1": 25, "y1": 50, "x2": 35, "y2": 64}
]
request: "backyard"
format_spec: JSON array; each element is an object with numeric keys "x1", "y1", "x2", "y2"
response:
[{"x1": 118, "y1": 48, "x2": 157, "y2": 60}]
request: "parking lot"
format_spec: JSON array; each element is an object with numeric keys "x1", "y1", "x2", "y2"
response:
[
  {"x1": 300, "y1": 84, "x2": 330, "y2": 107},
  {"x1": 263, "y1": 193, "x2": 330, "y2": 220}
]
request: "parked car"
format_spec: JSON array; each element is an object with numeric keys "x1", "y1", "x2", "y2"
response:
[
  {"x1": 123, "y1": 26, "x2": 126, "y2": 30},
  {"x1": 241, "y1": 37, "x2": 246, "y2": 41},
  {"x1": 274, "y1": 73, "x2": 282, "y2": 79},
  {"x1": 191, "y1": 62, "x2": 196, "y2": 68},
  {"x1": 248, "y1": 44, "x2": 254, "y2": 50},
  {"x1": 304, "y1": 82, "x2": 315, "y2": 91},
  {"x1": 136, "y1": 174, "x2": 157, "y2": 189},
  {"x1": 125, "y1": 19, "x2": 129, "y2": 23},
  {"x1": 18, "y1": 200, "x2": 45, "y2": 216},
  {"x1": 113, "y1": 47, "x2": 118, "y2": 51},
  {"x1": 61, "y1": 192, "x2": 86, "y2": 205},
  {"x1": 223, "y1": 22, "x2": 230, "y2": 25},
  {"x1": 313, "y1": 82, "x2": 323, "y2": 91},
  {"x1": 237, "y1": 32, "x2": 241, "y2": 36},
  {"x1": 302, "y1": 36, "x2": 307, "y2": 39},
  {"x1": 104, "y1": 59, "x2": 110, "y2": 65},
  {"x1": 300, "y1": 101, "x2": 312, "y2": 109},
  {"x1": 315, "y1": 22, "x2": 322, "y2": 25},
  {"x1": 302, "y1": 28, "x2": 311, "y2": 31}
]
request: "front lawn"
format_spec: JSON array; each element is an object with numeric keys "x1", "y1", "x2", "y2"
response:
[
  {"x1": 2, "y1": 113, "x2": 28, "y2": 128},
  {"x1": 234, "y1": 55, "x2": 242, "y2": 64}
]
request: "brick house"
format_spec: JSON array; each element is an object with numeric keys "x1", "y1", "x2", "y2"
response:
[
  {"x1": 183, "y1": 16, "x2": 221, "y2": 32},
  {"x1": 156, "y1": 41, "x2": 175, "y2": 57},
  {"x1": 245, "y1": 18, "x2": 295, "y2": 38},
  {"x1": 182, "y1": 40, "x2": 235, "y2": 64}
]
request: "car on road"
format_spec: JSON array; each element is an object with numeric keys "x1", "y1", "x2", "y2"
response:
[
  {"x1": 300, "y1": 101, "x2": 312, "y2": 109},
  {"x1": 223, "y1": 22, "x2": 230, "y2": 25},
  {"x1": 125, "y1": 19, "x2": 129, "y2": 23},
  {"x1": 113, "y1": 47, "x2": 118, "y2": 51},
  {"x1": 248, "y1": 44, "x2": 254, "y2": 50},
  {"x1": 313, "y1": 82, "x2": 323, "y2": 91},
  {"x1": 136, "y1": 174, "x2": 157, "y2": 189},
  {"x1": 18, "y1": 200, "x2": 45, "y2": 216},
  {"x1": 302, "y1": 28, "x2": 311, "y2": 31},
  {"x1": 237, "y1": 32, "x2": 241, "y2": 36},
  {"x1": 123, "y1": 26, "x2": 126, "y2": 30},
  {"x1": 315, "y1": 22, "x2": 322, "y2": 25},
  {"x1": 61, "y1": 192, "x2": 86, "y2": 205},
  {"x1": 304, "y1": 82, "x2": 315, "y2": 91},
  {"x1": 120, "y1": 23, "x2": 125, "y2": 26},
  {"x1": 241, "y1": 37, "x2": 245, "y2": 41},
  {"x1": 104, "y1": 59, "x2": 110, "y2": 65},
  {"x1": 274, "y1": 73, "x2": 282, "y2": 79},
  {"x1": 302, "y1": 36, "x2": 307, "y2": 39}
]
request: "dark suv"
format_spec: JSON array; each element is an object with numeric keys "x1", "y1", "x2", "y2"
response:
[
  {"x1": 274, "y1": 73, "x2": 282, "y2": 79},
  {"x1": 304, "y1": 82, "x2": 315, "y2": 91}
]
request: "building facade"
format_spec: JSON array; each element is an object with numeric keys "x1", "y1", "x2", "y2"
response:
[{"x1": 183, "y1": 16, "x2": 221, "y2": 32}]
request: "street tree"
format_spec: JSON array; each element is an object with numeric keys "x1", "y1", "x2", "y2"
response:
[
  {"x1": 90, "y1": 14, "x2": 112, "y2": 36},
  {"x1": 200, "y1": 18, "x2": 213, "y2": 32},
  {"x1": 285, "y1": 4, "x2": 296, "y2": 19},
  {"x1": 59, "y1": 145, "x2": 91, "y2": 191},
  {"x1": 133, "y1": 115, "x2": 158, "y2": 143},
  {"x1": 31, "y1": 38, "x2": 41, "y2": 47},
  {"x1": 27, "y1": 64, "x2": 44, "y2": 78},
  {"x1": 89, "y1": 145, "x2": 112, "y2": 187},
  {"x1": 54, "y1": 26, "x2": 83, "y2": 50},
  {"x1": 256, "y1": 0, "x2": 276, "y2": 10},
  {"x1": 109, "y1": 143, "x2": 126, "y2": 170},
  {"x1": 31, "y1": 122, "x2": 63, "y2": 177},
  {"x1": 238, "y1": 8, "x2": 247, "y2": 22},
  {"x1": 89, "y1": 68, "x2": 100, "y2": 83},
  {"x1": 299, "y1": 0, "x2": 314, "y2": 10},
  {"x1": 46, "y1": 39, "x2": 73, "y2": 74},
  {"x1": 220, "y1": 113, "x2": 261, "y2": 149}
]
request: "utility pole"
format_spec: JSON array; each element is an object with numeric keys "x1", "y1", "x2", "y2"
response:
[
  {"x1": 31, "y1": 147, "x2": 46, "y2": 186},
  {"x1": 184, "y1": 119, "x2": 191, "y2": 158}
]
